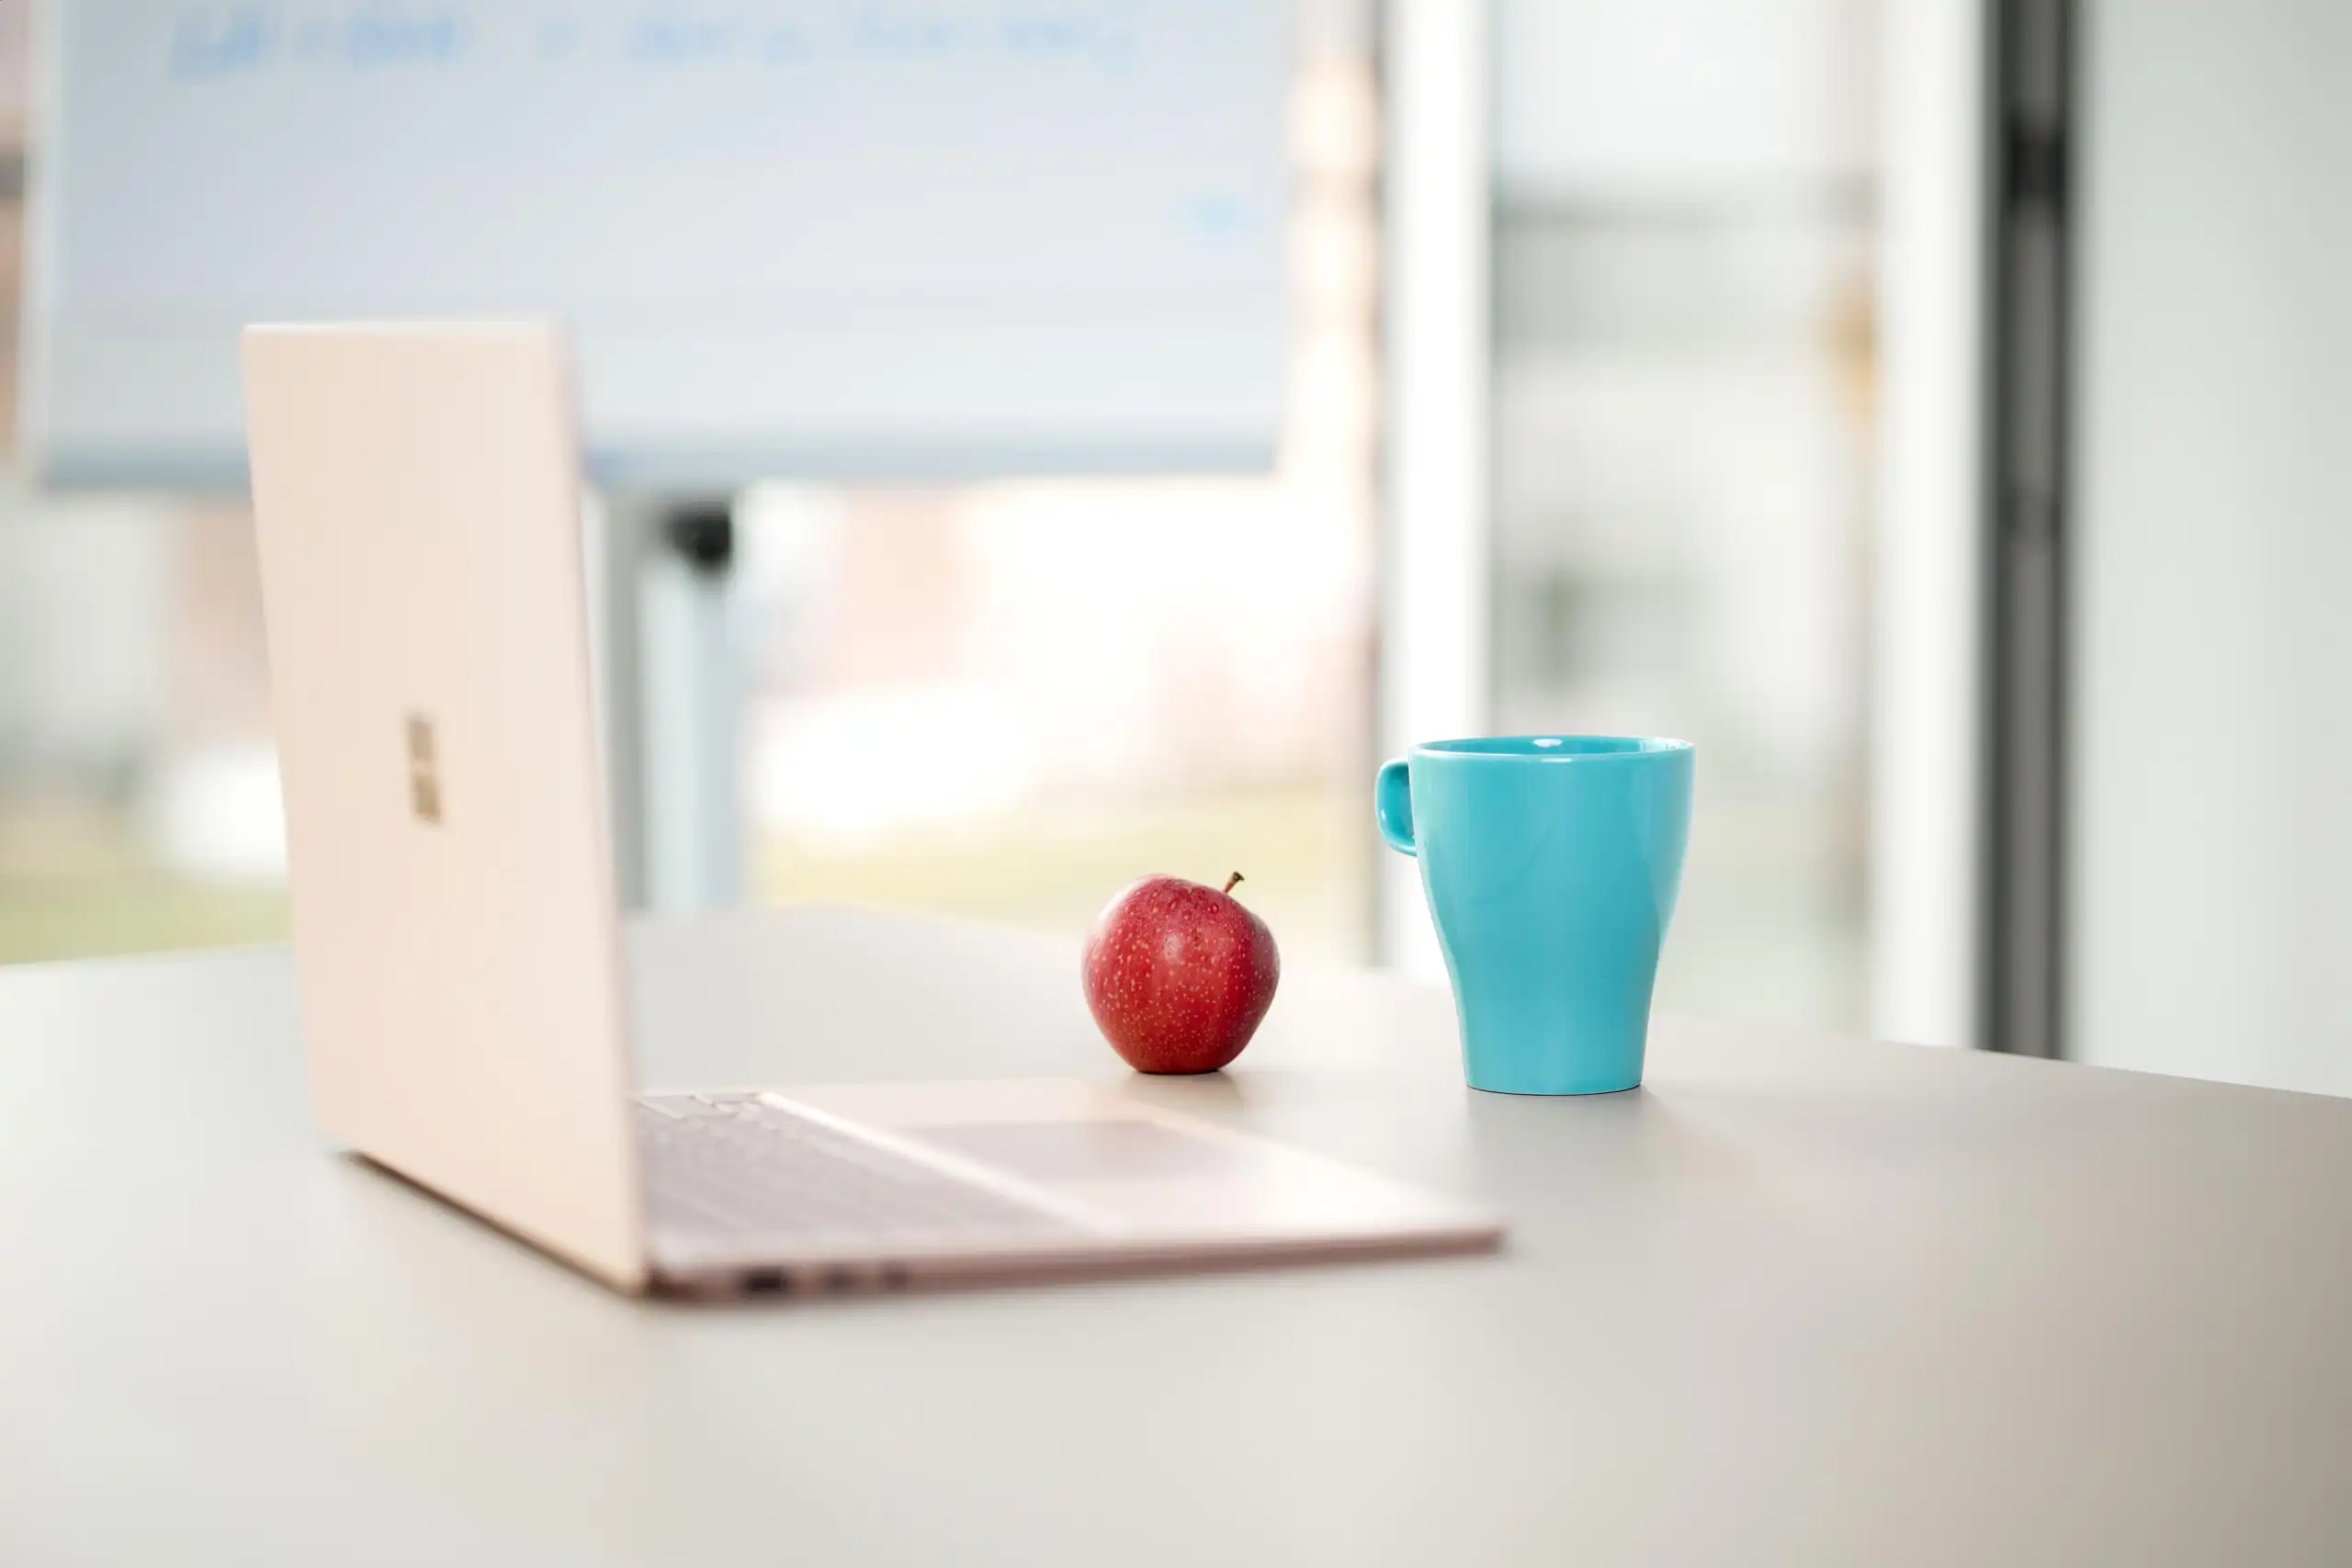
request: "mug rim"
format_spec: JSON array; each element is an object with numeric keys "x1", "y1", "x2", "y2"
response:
[{"x1": 1411, "y1": 734, "x2": 1693, "y2": 762}]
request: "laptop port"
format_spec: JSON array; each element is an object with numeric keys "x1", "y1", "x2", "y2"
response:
[
  {"x1": 741, "y1": 1268, "x2": 790, "y2": 1295},
  {"x1": 821, "y1": 1266, "x2": 859, "y2": 1293}
]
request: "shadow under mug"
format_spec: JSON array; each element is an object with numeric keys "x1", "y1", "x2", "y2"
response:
[{"x1": 1376, "y1": 736, "x2": 1693, "y2": 1095}]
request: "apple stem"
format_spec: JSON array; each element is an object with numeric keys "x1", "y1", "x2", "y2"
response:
[{"x1": 1223, "y1": 873, "x2": 1244, "y2": 895}]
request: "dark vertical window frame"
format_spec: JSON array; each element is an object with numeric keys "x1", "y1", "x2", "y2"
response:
[{"x1": 1982, "y1": 0, "x2": 2076, "y2": 1057}]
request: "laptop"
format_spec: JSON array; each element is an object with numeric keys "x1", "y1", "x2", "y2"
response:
[{"x1": 241, "y1": 321, "x2": 1501, "y2": 1298}]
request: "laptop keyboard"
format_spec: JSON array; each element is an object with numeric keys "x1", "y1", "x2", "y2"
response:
[{"x1": 635, "y1": 1092, "x2": 1089, "y2": 1253}]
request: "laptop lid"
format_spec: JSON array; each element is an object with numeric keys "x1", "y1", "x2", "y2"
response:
[{"x1": 243, "y1": 321, "x2": 647, "y2": 1292}]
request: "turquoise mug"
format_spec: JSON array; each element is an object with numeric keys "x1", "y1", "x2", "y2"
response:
[{"x1": 1376, "y1": 737, "x2": 1694, "y2": 1095}]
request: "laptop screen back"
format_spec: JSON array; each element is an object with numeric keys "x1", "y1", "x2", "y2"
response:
[{"x1": 243, "y1": 322, "x2": 646, "y2": 1291}]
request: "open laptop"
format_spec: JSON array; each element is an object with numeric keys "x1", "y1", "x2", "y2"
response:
[{"x1": 241, "y1": 321, "x2": 1501, "y2": 1298}]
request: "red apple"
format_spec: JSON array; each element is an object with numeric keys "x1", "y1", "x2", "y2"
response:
[{"x1": 1082, "y1": 873, "x2": 1281, "y2": 1074}]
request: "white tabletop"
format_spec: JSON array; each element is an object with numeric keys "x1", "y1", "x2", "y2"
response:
[{"x1": 4, "y1": 905, "x2": 2349, "y2": 1565}]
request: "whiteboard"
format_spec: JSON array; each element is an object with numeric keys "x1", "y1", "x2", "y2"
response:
[{"x1": 26, "y1": 1, "x2": 1289, "y2": 486}]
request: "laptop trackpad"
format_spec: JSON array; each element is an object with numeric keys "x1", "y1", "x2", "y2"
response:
[{"x1": 912, "y1": 1119, "x2": 1263, "y2": 1184}]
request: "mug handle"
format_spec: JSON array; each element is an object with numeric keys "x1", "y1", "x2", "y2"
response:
[{"x1": 1374, "y1": 759, "x2": 1416, "y2": 856}]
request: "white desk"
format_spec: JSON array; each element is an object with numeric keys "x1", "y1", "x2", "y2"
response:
[{"x1": 4, "y1": 906, "x2": 2350, "y2": 1564}]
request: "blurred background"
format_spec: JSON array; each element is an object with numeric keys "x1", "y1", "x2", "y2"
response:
[
  {"x1": 0, "y1": 0, "x2": 1391, "y2": 965},
  {"x1": 0, "y1": 0, "x2": 1872, "y2": 1009},
  {"x1": 2, "y1": 0, "x2": 2344, "y2": 1095}
]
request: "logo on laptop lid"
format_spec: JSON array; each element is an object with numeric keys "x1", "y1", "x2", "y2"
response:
[{"x1": 405, "y1": 713, "x2": 442, "y2": 824}]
